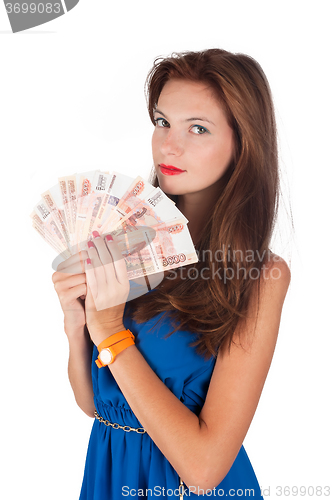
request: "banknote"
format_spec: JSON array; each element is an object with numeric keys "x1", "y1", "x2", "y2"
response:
[
  {"x1": 58, "y1": 175, "x2": 72, "y2": 243},
  {"x1": 31, "y1": 205, "x2": 71, "y2": 258},
  {"x1": 66, "y1": 174, "x2": 79, "y2": 246},
  {"x1": 41, "y1": 185, "x2": 70, "y2": 248},
  {"x1": 91, "y1": 171, "x2": 136, "y2": 233},
  {"x1": 99, "y1": 176, "x2": 156, "y2": 233},
  {"x1": 53, "y1": 219, "x2": 197, "y2": 279},
  {"x1": 109, "y1": 186, "x2": 188, "y2": 233},
  {"x1": 150, "y1": 219, "x2": 198, "y2": 272},
  {"x1": 74, "y1": 170, "x2": 100, "y2": 251},
  {"x1": 78, "y1": 171, "x2": 113, "y2": 249},
  {"x1": 32, "y1": 222, "x2": 71, "y2": 260},
  {"x1": 33, "y1": 170, "x2": 197, "y2": 280},
  {"x1": 31, "y1": 215, "x2": 63, "y2": 255},
  {"x1": 104, "y1": 217, "x2": 198, "y2": 279}
]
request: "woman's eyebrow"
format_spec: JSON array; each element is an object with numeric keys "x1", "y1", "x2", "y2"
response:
[
  {"x1": 154, "y1": 108, "x2": 215, "y2": 126},
  {"x1": 153, "y1": 108, "x2": 167, "y2": 118}
]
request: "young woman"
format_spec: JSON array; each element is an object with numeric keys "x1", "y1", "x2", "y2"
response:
[{"x1": 52, "y1": 49, "x2": 291, "y2": 499}]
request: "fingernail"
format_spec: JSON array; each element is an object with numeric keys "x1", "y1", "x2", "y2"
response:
[
  {"x1": 87, "y1": 241, "x2": 94, "y2": 248},
  {"x1": 86, "y1": 258, "x2": 92, "y2": 265},
  {"x1": 92, "y1": 231, "x2": 100, "y2": 239},
  {"x1": 105, "y1": 234, "x2": 113, "y2": 241}
]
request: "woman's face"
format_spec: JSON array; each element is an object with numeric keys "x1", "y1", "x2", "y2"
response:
[{"x1": 152, "y1": 79, "x2": 234, "y2": 201}]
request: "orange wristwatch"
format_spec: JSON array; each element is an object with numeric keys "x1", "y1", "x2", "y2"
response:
[{"x1": 95, "y1": 329, "x2": 135, "y2": 368}]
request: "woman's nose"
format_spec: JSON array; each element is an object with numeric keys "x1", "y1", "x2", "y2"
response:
[{"x1": 160, "y1": 130, "x2": 184, "y2": 156}]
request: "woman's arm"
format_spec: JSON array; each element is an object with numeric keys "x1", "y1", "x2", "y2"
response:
[
  {"x1": 86, "y1": 236, "x2": 291, "y2": 492},
  {"x1": 67, "y1": 326, "x2": 96, "y2": 418},
  {"x1": 52, "y1": 252, "x2": 95, "y2": 418}
]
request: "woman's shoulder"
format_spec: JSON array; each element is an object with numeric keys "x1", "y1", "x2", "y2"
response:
[
  {"x1": 237, "y1": 251, "x2": 291, "y2": 334},
  {"x1": 219, "y1": 251, "x2": 291, "y2": 354},
  {"x1": 261, "y1": 251, "x2": 291, "y2": 293}
]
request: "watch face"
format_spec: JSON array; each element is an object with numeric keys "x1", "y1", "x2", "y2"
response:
[{"x1": 99, "y1": 349, "x2": 113, "y2": 365}]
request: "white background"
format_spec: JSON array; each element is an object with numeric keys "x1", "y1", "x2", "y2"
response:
[{"x1": 1, "y1": 1, "x2": 331, "y2": 499}]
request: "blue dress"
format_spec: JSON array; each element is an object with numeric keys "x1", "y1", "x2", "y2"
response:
[{"x1": 79, "y1": 300, "x2": 263, "y2": 499}]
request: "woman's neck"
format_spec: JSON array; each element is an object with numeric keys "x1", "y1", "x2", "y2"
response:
[
  {"x1": 176, "y1": 193, "x2": 215, "y2": 246},
  {"x1": 174, "y1": 171, "x2": 232, "y2": 245}
]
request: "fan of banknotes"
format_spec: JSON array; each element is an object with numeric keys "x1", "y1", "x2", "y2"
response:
[{"x1": 31, "y1": 170, "x2": 198, "y2": 280}]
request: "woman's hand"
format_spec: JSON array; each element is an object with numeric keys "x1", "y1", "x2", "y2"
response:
[
  {"x1": 52, "y1": 250, "x2": 88, "y2": 338},
  {"x1": 84, "y1": 231, "x2": 130, "y2": 347}
]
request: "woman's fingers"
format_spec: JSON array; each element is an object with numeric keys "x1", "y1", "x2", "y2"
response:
[
  {"x1": 56, "y1": 250, "x2": 88, "y2": 274},
  {"x1": 85, "y1": 257, "x2": 98, "y2": 306},
  {"x1": 53, "y1": 272, "x2": 86, "y2": 289},
  {"x1": 90, "y1": 233, "x2": 117, "y2": 285},
  {"x1": 53, "y1": 233, "x2": 129, "y2": 299},
  {"x1": 87, "y1": 241, "x2": 107, "y2": 287},
  {"x1": 62, "y1": 283, "x2": 87, "y2": 306},
  {"x1": 83, "y1": 232, "x2": 130, "y2": 312},
  {"x1": 105, "y1": 236, "x2": 129, "y2": 287},
  {"x1": 91, "y1": 234, "x2": 113, "y2": 266},
  {"x1": 90, "y1": 232, "x2": 127, "y2": 286}
]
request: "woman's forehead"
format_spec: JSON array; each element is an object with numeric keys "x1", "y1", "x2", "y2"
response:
[{"x1": 155, "y1": 79, "x2": 227, "y2": 123}]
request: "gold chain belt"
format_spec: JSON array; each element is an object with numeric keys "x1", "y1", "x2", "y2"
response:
[
  {"x1": 94, "y1": 409, "x2": 185, "y2": 499},
  {"x1": 94, "y1": 410, "x2": 146, "y2": 434}
]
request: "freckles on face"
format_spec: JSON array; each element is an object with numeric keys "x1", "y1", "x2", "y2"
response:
[{"x1": 151, "y1": 79, "x2": 235, "y2": 197}]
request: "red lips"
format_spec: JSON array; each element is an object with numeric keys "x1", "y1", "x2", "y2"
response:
[{"x1": 159, "y1": 164, "x2": 186, "y2": 176}]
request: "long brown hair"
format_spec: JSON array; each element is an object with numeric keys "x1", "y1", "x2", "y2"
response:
[{"x1": 129, "y1": 48, "x2": 280, "y2": 359}]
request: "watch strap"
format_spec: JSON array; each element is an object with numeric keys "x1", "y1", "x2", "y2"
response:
[
  {"x1": 95, "y1": 329, "x2": 135, "y2": 368},
  {"x1": 97, "y1": 329, "x2": 135, "y2": 353}
]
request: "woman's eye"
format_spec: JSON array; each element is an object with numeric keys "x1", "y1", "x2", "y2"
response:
[
  {"x1": 155, "y1": 118, "x2": 169, "y2": 128},
  {"x1": 191, "y1": 125, "x2": 209, "y2": 135}
]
